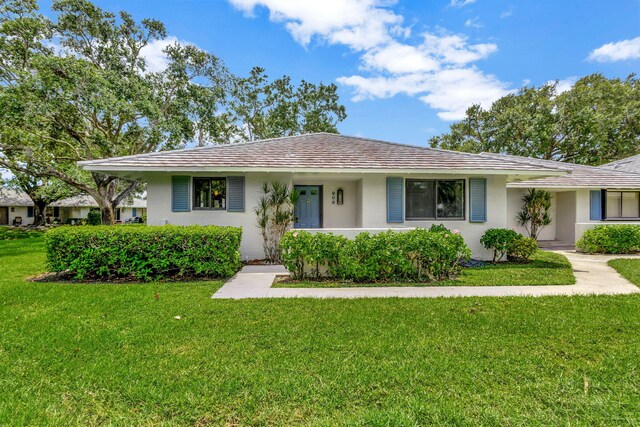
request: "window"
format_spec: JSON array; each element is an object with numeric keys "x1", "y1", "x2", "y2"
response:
[
  {"x1": 606, "y1": 190, "x2": 640, "y2": 219},
  {"x1": 193, "y1": 177, "x2": 227, "y2": 209},
  {"x1": 406, "y1": 179, "x2": 465, "y2": 220},
  {"x1": 27, "y1": 207, "x2": 34, "y2": 218}
]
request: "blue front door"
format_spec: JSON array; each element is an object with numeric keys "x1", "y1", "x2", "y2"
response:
[{"x1": 294, "y1": 186, "x2": 321, "y2": 228}]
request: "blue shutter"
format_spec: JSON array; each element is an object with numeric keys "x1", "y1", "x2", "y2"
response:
[
  {"x1": 132, "y1": 208, "x2": 137, "y2": 217},
  {"x1": 590, "y1": 190, "x2": 602, "y2": 220},
  {"x1": 387, "y1": 177, "x2": 404, "y2": 223},
  {"x1": 227, "y1": 176, "x2": 245, "y2": 212},
  {"x1": 27, "y1": 207, "x2": 34, "y2": 217},
  {"x1": 171, "y1": 176, "x2": 190, "y2": 212},
  {"x1": 469, "y1": 178, "x2": 487, "y2": 222}
]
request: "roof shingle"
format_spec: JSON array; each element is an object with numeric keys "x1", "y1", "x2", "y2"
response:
[{"x1": 80, "y1": 133, "x2": 565, "y2": 174}]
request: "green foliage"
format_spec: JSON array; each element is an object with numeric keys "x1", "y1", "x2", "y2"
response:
[
  {"x1": 280, "y1": 227, "x2": 471, "y2": 282},
  {"x1": 86, "y1": 209, "x2": 101, "y2": 226},
  {"x1": 480, "y1": 228, "x2": 522, "y2": 262},
  {"x1": 430, "y1": 74, "x2": 640, "y2": 165},
  {"x1": 507, "y1": 237, "x2": 539, "y2": 262},
  {"x1": 45, "y1": 225, "x2": 242, "y2": 280},
  {"x1": 516, "y1": 189, "x2": 552, "y2": 239},
  {"x1": 255, "y1": 181, "x2": 298, "y2": 263},
  {"x1": 229, "y1": 67, "x2": 347, "y2": 141},
  {"x1": 577, "y1": 225, "x2": 640, "y2": 254}
]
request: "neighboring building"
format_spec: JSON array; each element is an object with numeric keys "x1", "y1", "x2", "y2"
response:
[
  {"x1": 79, "y1": 133, "x2": 567, "y2": 260},
  {"x1": 0, "y1": 188, "x2": 34, "y2": 226},
  {"x1": 50, "y1": 195, "x2": 147, "y2": 223},
  {"x1": 481, "y1": 153, "x2": 640, "y2": 244}
]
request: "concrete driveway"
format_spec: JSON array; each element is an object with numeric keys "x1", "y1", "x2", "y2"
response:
[{"x1": 212, "y1": 251, "x2": 640, "y2": 299}]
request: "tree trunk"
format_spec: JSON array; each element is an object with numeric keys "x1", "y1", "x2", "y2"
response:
[
  {"x1": 34, "y1": 201, "x2": 47, "y2": 226},
  {"x1": 99, "y1": 201, "x2": 115, "y2": 225}
]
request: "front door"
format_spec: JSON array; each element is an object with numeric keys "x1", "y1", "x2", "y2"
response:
[
  {"x1": 0, "y1": 207, "x2": 8, "y2": 225},
  {"x1": 294, "y1": 186, "x2": 321, "y2": 228}
]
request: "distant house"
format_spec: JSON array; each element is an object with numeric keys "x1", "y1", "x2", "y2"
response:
[
  {"x1": 50, "y1": 195, "x2": 147, "y2": 224},
  {"x1": 0, "y1": 188, "x2": 34, "y2": 226}
]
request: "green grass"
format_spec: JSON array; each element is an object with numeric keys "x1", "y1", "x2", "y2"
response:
[
  {"x1": 0, "y1": 226, "x2": 44, "y2": 240},
  {"x1": 2, "y1": 239, "x2": 640, "y2": 425},
  {"x1": 274, "y1": 250, "x2": 576, "y2": 288},
  {"x1": 609, "y1": 259, "x2": 640, "y2": 285}
]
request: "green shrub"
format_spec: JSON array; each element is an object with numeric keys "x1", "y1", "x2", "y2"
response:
[
  {"x1": 280, "y1": 227, "x2": 471, "y2": 282},
  {"x1": 577, "y1": 225, "x2": 640, "y2": 254},
  {"x1": 508, "y1": 237, "x2": 538, "y2": 262},
  {"x1": 480, "y1": 228, "x2": 522, "y2": 262},
  {"x1": 45, "y1": 225, "x2": 242, "y2": 281},
  {"x1": 87, "y1": 210, "x2": 101, "y2": 226}
]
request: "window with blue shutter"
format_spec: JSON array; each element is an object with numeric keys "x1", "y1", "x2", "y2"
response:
[
  {"x1": 227, "y1": 176, "x2": 245, "y2": 212},
  {"x1": 469, "y1": 178, "x2": 487, "y2": 222},
  {"x1": 590, "y1": 190, "x2": 602, "y2": 220},
  {"x1": 27, "y1": 207, "x2": 34, "y2": 217},
  {"x1": 387, "y1": 177, "x2": 404, "y2": 223},
  {"x1": 171, "y1": 176, "x2": 190, "y2": 212}
]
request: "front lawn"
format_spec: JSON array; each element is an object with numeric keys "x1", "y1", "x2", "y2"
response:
[
  {"x1": 274, "y1": 250, "x2": 575, "y2": 288},
  {"x1": 2, "y1": 239, "x2": 640, "y2": 425},
  {"x1": 0, "y1": 226, "x2": 44, "y2": 240},
  {"x1": 609, "y1": 259, "x2": 640, "y2": 285}
]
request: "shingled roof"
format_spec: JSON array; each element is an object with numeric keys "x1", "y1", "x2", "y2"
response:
[
  {"x1": 600, "y1": 154, "x2": 640, "y2": 174},
  {"x1": 480, "y1": 153, "x2": 640, "y2": 189},
  {"x1": 79, "y1": 133, "x2": 565, "y2": 175},
  {"x1": 0, "y1": 188, "x2": 33, "y2": 206}
]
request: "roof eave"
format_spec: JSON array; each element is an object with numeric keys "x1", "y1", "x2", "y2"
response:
[{"x1": 81, "y1": 165, "x2": 567, "y2": 177}]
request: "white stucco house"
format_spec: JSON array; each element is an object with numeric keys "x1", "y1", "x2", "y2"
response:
[
  {"x1": 79, "y1": 133, "x2": 570, "y2": 260},
  {"x1": 0, "y1": 188, "x2": 35, "y2": 226},
  {"x1": 50, "y1": 195, "x2": 147, "y2": 224},
  {"x1": 78, "y1": 133, "x2": 640, "y2": 260}
]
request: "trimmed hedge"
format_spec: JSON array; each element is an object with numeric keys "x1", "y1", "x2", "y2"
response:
[
  {"x1": 577, "y1": 225, "x2": 640, "y2": 254},
  {"x1": 480, "y1": 228, "x2": 538, "y2": 262},
  {"x1": 45, "y1": 225, "x2": 242, "y2": 281},
  {"x1": 280, "y1": 226, "x2": 471, "y2": 282}
]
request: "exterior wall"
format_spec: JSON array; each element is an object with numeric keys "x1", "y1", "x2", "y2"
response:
[
  {"x1": 147, "y1": 172, "x2": 293, "y2": 260},
  {"x1": 357, "y1": 174, "x2": 507, "y2": 260},
  {"x1": 506, "y1": 188, "x2": 557, "y2": 241},
  {"x1": 146, "y1": 172, "x2": 511, "y2": 261},
  {"x1": 1, "y1": 206, "x2": 34, "y2": 226},
  {"x1": 293, "y1": 178, "x2": 357, "y2": 228},
  {"x1": 555, "y1": 191, "x2": 576, "y2": 242}
]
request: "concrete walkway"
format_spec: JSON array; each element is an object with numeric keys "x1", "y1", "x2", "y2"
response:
[{"x1": 212, "y1": 251, "x2": 640, "y2": 299}]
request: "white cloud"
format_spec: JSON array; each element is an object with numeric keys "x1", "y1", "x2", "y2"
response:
[
  {"x1": 338, "y1": 67, "x2": 511, "y2": 120},
  {"x1": 229, "y1": 0, "x2": 404, "y2": 49},
  {"x1": 228, "y1": 0, "x2": 508, "y2": 121},
  {"x1": 588, "y1": 36, "x2": 640, "y2": 62},
  {"x1": 450, "y1": 0, "x2": 476, "y2": 8},
  {"x1": 464, "y1": 17, "x2": 483, "y2": 28}
]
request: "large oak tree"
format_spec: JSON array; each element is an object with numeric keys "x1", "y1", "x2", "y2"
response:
[
  {"x1": 429, "y1": 74, "x2": 640, "y2": 165},
  {"x1": 0, "y1": 0, "x2": 347, "y2": 223}
]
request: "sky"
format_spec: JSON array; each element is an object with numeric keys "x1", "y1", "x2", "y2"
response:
[{"x1": 38, "y1": 0, "x2": 640, "y2": 146}]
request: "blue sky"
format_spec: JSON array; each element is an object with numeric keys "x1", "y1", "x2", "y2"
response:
[{"x1": 40, "y1": 0, "x2": 640, "y2": 146}]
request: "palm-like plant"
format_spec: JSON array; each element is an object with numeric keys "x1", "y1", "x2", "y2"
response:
[
  {"x1": 255, "y1": 181, "x2": 299, "y2": 263},
  {"x1": 516, "y1": 189, "x2": 552, "y2": 240}
]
